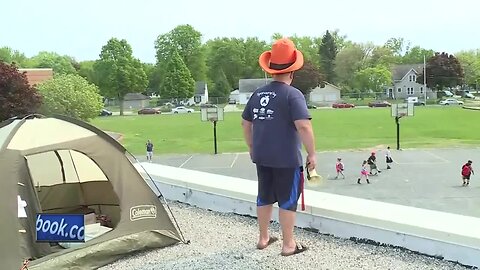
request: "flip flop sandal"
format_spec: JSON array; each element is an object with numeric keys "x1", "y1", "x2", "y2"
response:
[
  {"x1": 256, "y1": 236, "x2": 279, "y2": 250},
  {"x1": 281, "y1": 243, "x2": 308, "y2": 256}
]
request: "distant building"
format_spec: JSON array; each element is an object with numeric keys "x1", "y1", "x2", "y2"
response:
[
  {"x1": 18, "y1": 68, "x2": 53, "y2": 86},
  {"x1": 238, "y1": 78, "x2": 273, "y2": 104},
  {"x1": 389, "y1": 64, "x2": 436, "y2": 100},
  {"x1": 309, "y1": 82, "x2": 341, "y2": 104},
  {"x1": 229, "y1": 89, "x2": 240, "y2": 104},
  {"x1": 186, "y1": 81, "x2": 209, "y2": 105},
  {"x1": 123, "y1": 93, "x2": 150, "y2": 109}
]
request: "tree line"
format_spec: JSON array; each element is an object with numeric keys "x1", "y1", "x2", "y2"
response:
[{"x1": 1, "y1": 25, "x2": 480, "y2": 119}]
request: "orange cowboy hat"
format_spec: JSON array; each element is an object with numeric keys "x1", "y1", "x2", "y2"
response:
[{"x1": 259, "y1": 38, "x2": 304, "y2": 75}]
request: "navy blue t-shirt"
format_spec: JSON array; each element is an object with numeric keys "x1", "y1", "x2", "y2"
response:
[{"x1": 242, "y1": 81, "x2": 311, "y2": 168}]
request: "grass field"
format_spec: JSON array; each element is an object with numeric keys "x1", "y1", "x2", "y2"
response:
[{"x1": 91, "y1": 106, "x2": 480, "y2": 154}]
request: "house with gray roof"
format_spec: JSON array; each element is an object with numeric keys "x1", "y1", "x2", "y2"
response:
[
  {"x1": 184, "y1": 81, "x2": 208, "y2": 105},
  {"x1": 388, "y1": 64, "x2": 436, "y2": 100},
  {"x1": 237, "y1": 78, "x2": 273, "y2": 104}
]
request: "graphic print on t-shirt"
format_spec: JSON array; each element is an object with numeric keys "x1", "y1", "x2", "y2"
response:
[
  {"x1": 260, "y1": 95, "x2": 270, "y2": 106},
  {"x1": 253, "y1": 91, "x2": 276, "y2": 121}
]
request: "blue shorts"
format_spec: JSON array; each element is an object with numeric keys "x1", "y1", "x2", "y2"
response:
[{"x1": 255, "y1": 165, "x2": 304, "y2": 211}]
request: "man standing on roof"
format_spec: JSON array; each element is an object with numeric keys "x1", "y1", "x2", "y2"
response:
[{"x1": 241, "y1": 38, "x2": 316, "y2": 256}]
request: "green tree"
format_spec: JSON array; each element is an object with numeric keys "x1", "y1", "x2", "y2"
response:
[
  {"x1": 330, "y1": 29, "x2": 350, "y2": 51},
  {"x1": 78, "y1": 60, "x2": 98, "y2": 85},
  {"x1": 160, "y1": 50, "x2": 195, "y2": 99},
  {"x1": 209, "y1": 69, "x2": 231, "y2": 100},
  {"x1": 0, "y1": 62, "x2": 42, "y2": 121},
  {"x1": 148, "y1": 65, "x2": 163, "y2": 95},
  {"x1": 334, "y1": 43, "x2": 367, "y2": 92},
  {"x1": 0, "y1": 47, "x2": 28, "y2": 66},
  {"x1": 28, "y1": 51, "x2": 77, "y2": 75},
  {"x1": 205, "y1": 38, "x2": 245, "y2": 89},
  {"x1": 154, "y1": 24, "x2": 206, "y2": 81},
  {"x1": 417, "y1": 52, "x2": 464, "y2": 90},
  {"x1": 384, "y1": 37, "x2": 408, "y2": 57},
  {"x1": 141, "y1": 62, "x2": 156, "y2": 95},
  {"x1": 456, "y1": 50, "x2": 480, "y2": 88},
  {"x1": 318, "y1": 30, "x2": 338, "y2": 83},
  {"x1": 37, "y1": 74, "x2": 103, "y2": 121},
  {"x1": 243, "y1": 37, "x2": 269, "y2": 78},
  {"x1": 353, "y1": 66, "x2": 392, "y2": 98},
  {"x1": 401, "y1": 46, "x2": 435, "y2": 64},
  {"x1": 94, "y1": 38, "x2": 147, "y2": 115},
  {"x1": 291, "y1": 60, "x2": 325, "y2": 96},
  {"x1": 369, "y1": 46, "x2": 399, "y2": 68}
]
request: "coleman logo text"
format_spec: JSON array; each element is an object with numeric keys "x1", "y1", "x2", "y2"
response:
[{"x1": 130, "y1": 205, "x2": 157, "y2": 221}]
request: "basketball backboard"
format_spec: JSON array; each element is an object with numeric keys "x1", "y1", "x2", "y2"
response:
[
  {"x1": 201, "y1": 107, "x2": 224, "y2": 122},
  {"x1": 391, "y1": 103, "x2": 414, "y2": 118}
]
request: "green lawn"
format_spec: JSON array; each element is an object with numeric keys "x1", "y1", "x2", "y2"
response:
[{"x1": 91, "y1": 106, "x2": 480, "y2": 154}]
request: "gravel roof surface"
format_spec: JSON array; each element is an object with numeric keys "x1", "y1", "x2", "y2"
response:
[{"x1": 100, "y1": 202, "x2": 471, "y2": 270}]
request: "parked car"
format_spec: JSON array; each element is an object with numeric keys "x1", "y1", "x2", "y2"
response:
[
  {"x1": 99, "y1": 109, "x2": 113, "y2": 116},
  {"x1": 228, "y1": 99, "x2": 237, "y2": 104},
  {"x1": 405, "y1": 97, "x2": 426, "y2": 106},
  {"x1": 138, "y1": 108, "x2": 161, "y2": 114},
  {"x1": 413, "y1": 100, "x2": 426, "y2": 106},
  {"x1": 439, "y1": 98, "x2": 464, "y2": 105},
  {"x1": 172, "y1": 106, "x2": 194, "y2": 113},
  {"x1": 307, "y1": 104, "x2": 317, "y2": 109},
  {"x1": 465, "y1": 93, "x2": 477, "y2": 99},
  {"x1": 332, "y1": 102, "x2": 355, "y2": 108},
  {"x1": 368, "y1": 100, "x2": 392, "y2": 107}
]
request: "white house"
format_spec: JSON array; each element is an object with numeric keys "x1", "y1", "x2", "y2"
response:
[
  {"x1": 185, "y1": 81, "x2": 208, "y2": 105},
  {"x1": 229, "y1": 89, "x2": 240, "y2": 103},
  {"x1": 309, "y1": 82, "x2": 341, "y2": 103},
  {"x1": 238, "y1": 78, "x2": 273, "y2": 105},
  {"x1": 388, "y1": 64, "x2": 436, "y2": 100}
]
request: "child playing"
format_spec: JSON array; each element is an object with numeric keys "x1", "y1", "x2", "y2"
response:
[
  {"x1": 146, "y1": 139, "x2": 154, "y2": 162},
  {"x1": 367, "y1": 151, "x2": 381, "y2": 175},
  {"x1": 386, "y1": 146, "x2": 393, "y2": 169},
  {"x1": 334, "y1": 158, "x2": 345, "y2": 179},
  {"x1": 461, "y1": 160, "x2": 474, "y2": 186},
  {"x1": 358, "y1": 160, "x2": 370, "y2": 184}
]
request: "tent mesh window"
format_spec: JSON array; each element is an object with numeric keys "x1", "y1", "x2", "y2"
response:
[{"x1": 25, "y1": 150, "x2": 120, "y2": 227}]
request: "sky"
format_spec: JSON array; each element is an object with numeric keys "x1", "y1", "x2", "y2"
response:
[{"x1": 2, "y1": 0, "x2": 479, "y2": 63}]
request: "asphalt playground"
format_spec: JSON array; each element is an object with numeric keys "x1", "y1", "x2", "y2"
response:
[{"x1": 138, "y1": 147, "x2": 480, "y2": 218}]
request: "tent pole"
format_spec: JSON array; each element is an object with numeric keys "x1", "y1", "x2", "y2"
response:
[{"x1": 68, "y1": 150, "x2": 88, "y2": 208}]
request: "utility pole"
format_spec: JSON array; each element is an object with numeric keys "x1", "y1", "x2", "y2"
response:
[{"x1": 424, "y1": 55, "x2": 427, "y2": 103}]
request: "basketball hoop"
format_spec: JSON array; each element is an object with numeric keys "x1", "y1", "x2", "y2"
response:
[
  {"x1": 390, "y1": 103, "x2": 414, "y2": 151},
  {"x1": 201, "y1": 107, "x2": 224, "y2": 154},
  {"x1": 391, "y1": 103, "x2": 414, "y2": 118},
  {"x1": 201, "y1": 107, "x2": 224, "y2": 122},
  {"x1": 207, "y1": 116, "x2": 218, "y2": 122}
]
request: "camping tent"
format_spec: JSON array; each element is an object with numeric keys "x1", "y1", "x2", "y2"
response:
[{"x1": 0, "y1": 115, "x2": 183, "y2": 269}]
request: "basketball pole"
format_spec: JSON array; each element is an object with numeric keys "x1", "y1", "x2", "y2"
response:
[
  {"x1": 395, "y1": 116, "x2": 400, "y2": 150},
  {"x1": 213, "y1": 120, "x2": 218, "y2": 155}
]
